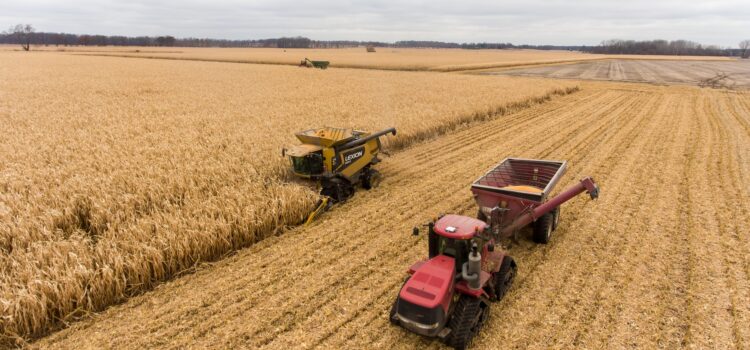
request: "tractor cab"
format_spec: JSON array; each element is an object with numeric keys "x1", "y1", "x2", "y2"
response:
[
  {"x1": 428, "y1": 214, "x2": 489, "y2": 270},
  {"x1": 285, "y1": 144, "x2": 324, "y2": 178}
]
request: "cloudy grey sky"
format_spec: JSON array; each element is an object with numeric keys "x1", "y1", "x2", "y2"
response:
[{"x1": 2, "y1": 0, "x2": 748, "y2": 47}]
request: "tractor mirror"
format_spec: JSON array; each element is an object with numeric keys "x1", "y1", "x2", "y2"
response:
[{"x1": 412, "y1": 227, "x2": 419, "y2": 236}]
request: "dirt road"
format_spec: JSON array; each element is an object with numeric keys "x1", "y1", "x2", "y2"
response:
[{"x1": 37, "y1": 83, "x2": 750, "y2": 349}]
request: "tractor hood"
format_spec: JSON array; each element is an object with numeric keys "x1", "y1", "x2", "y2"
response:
[
  {"x1": 400, "y1": 255, "x2": 455, "y2": 310},
  {"x1": 285, "y1": 144, "x2": 323, "y2": 157}
]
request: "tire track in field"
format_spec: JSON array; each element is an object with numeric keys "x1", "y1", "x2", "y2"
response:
[
  {"x1": 542, "y1": 95, "x2": 676, "y2": 347},
  {"x1": 706, "y1": 92, "x2": 750, "y2": 347},
  {"x1": 721, "y1": 92, "x2": 750, "y2": 138},
  {"x1": 680, "y1": 92, "x2": 742, "y2": 349},
  {"x1": 730, "y1": 93, "x2": 750, "y2": 194},
  {"x1": 653, "y1": 92, "x2": 699, "y2": 348},
  {"x1": 580, "y1": 91, "x2": 692, "y2": 348}
]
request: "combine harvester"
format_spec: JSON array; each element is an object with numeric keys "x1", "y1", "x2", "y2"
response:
[
  {"x1": 283, "y1": 127, "x2": 397, "y2": 223},
  {"x1": 390, "y1": 158, "x2": 600, "y2": 349},
  {"x1": 299, "y1": 58, "x2": 330, "y2": 69}
]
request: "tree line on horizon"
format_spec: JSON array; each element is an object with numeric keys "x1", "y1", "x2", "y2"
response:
[
  {"x1": 3, "y1": 24, "x2": 749, "y2": 58},
  {"x1": 590, "y1": 39, "x2": 747, "y2": 57}
]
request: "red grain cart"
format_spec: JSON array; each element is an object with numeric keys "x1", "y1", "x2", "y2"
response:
[{"x1": 471, "y1": 158, "x2": 599, "y2": 243}]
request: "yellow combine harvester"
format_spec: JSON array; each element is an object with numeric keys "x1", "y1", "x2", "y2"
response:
[{"x1": 283, "y1": 127, "x2": 397, "y2": 223}]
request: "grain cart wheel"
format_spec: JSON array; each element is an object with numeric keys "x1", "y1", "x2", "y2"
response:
[
  {"x1": 532, "y1": 213, "x2": 554, "y2": 244},
  {"x1": 447, "y1": 296, "x2": 487, "y2": 350},
  {"x1": 552, "y1": 207, "x2": 561, "y2": 231},
  {"x1": 489, "y1": 256, "x2": 516, "y2": 302}
]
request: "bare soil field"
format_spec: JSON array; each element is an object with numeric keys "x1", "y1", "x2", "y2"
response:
[
  {"x1": 492, "y1": 59, "x2": 750, "y2": 88},
  {"x1": 35, "y1": 82, "x2": 750, "y2": 349},
  {"x1": 1, "y1": 45, "x2": 732, "y2": 72},
  {"x1": 0, "y1": 52, "x2": 576, "y2": 345}
]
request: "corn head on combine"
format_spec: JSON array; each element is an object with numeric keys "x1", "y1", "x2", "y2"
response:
[
  {"x1": 284, "y1": 127, "x2": 396, "y2": 223},
  {"x1": 390, "y1": 158, "x2": 600, "y2": 349}
]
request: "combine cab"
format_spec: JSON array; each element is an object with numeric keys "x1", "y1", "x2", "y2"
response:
[
  {"x1": 284, "y1": 127, "x2": 396, "y2": 222},
  {"x1": 390, "y1": 157, "x2": 600, "y2": 349}
]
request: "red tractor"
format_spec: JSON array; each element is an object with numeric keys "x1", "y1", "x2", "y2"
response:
[{"x1": 390, "y1": 158, "x2": 600, "y2": 349}]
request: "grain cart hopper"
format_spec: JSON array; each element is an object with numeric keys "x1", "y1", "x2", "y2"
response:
[
  {"x1": 283, "y1": 127, "x2": 396, "y2": 222},
  {"x1": 299, "y1": 58, "x2": 330, "y2": 69},
  {"x1": 390, "y1": 157, "x2": 599, "y2": 349},
  {"x1": 472, "y1": 158, "x2": 598, "y2": 243}
]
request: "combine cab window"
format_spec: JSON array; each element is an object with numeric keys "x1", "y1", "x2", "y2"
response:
[{"x1": 291, "y1": 152, "x2": 323, "y2": 175}]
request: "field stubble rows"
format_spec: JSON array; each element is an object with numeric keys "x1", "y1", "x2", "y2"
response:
[{"x1": 35, "y1": 83, "x2": 750, "y2": 349}]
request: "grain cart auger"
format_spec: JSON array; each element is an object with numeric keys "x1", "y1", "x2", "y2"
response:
[
  {"x1": 390, "y1": 157, "x2": 600, "y2": 350},
  {"x1": 282, "y1": 127, "x2": 397, "y2": 224}
]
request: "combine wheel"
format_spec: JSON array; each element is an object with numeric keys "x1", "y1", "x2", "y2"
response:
[
  {"x1": 362, "y1": 168, "x2": 382, "y2": 190},
  {"x1": 321, "y1": 178, "x2": 354, "y2": 202},
  {"x1": 447, "y1": 296, "x2": 487, "y2": 350},
  {"x1": 552, "y1": 206, "x2": 561, "y2": 230},
  {"x1": 532, "y1": 212, "x2": 554, "y2": 244},
  {"x1": 488, "y1": 256, "x2": 516, "y2": 302}
]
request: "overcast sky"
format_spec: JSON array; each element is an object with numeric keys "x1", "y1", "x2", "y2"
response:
[{"x1": 2, "y1": 0, "x2": 748, "y2": 47}]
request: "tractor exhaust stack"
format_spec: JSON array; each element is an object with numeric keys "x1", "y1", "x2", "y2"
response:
[{"x1": 462, "y1": 243, "x2": 482, "y2": 290}]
